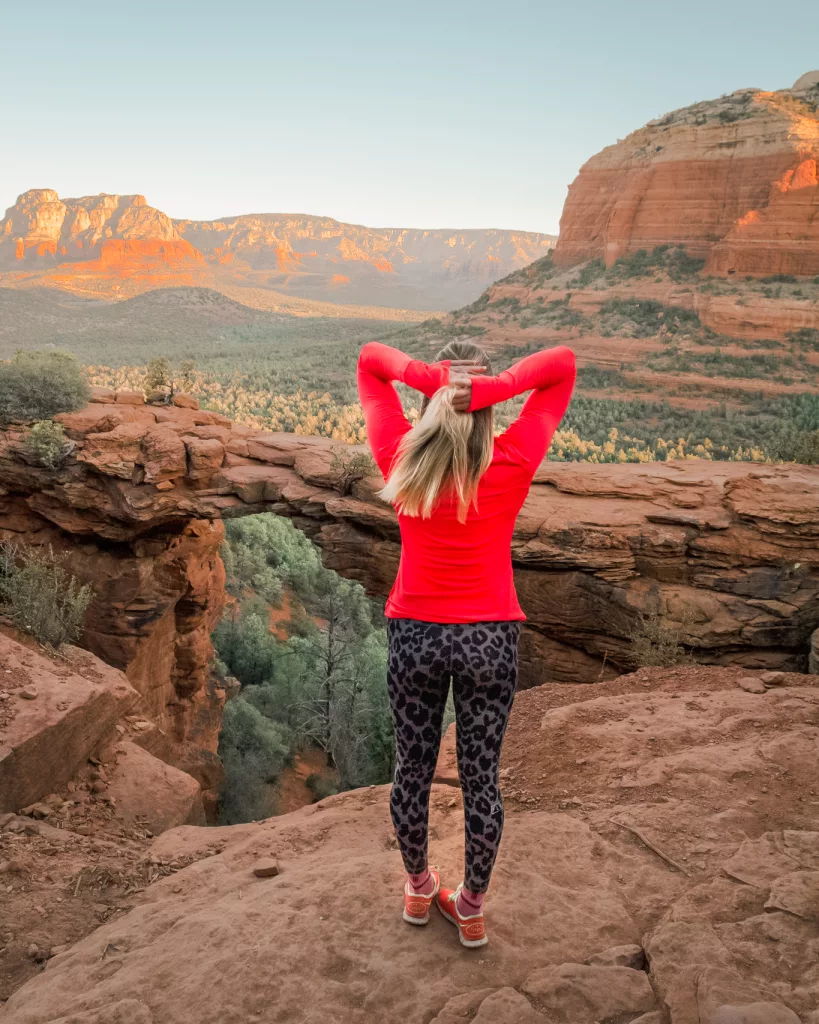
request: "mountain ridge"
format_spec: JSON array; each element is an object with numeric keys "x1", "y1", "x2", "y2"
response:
[{"x1": 0, "y1": 190, "x2": 555, "y2": 310}]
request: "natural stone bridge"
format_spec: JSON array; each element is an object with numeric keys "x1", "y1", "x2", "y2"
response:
[{"x1": 2, "y1": 392, "x2": 818, "y2": 791}]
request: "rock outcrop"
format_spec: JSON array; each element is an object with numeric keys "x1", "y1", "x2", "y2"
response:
[
  {"x1": 2, "y1": 399, "x2": 818, "y2": 775},
  {"x1": 0, "y1": 191, "x2": 555, "y2": 309},
  {"x1": 0, "y1": 629, "x2": 139, "y2": 812},
  {"x1": 0, "y1": 627, "x2": 206, "y2": 831},
  {"x1": 3, "y1": 664, "x2": 817, "y2": 1023},
  {"x1": 554, "y1": 78, "x2": 819, "y2": 278}
]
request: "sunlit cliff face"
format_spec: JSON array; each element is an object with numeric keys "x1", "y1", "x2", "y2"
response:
[
  {"x1": 0, "y1": 191, "x2": 552, "y2": 305},
  {"x1": 553, "y1": 81, "x2": 819, "y2": 279}
]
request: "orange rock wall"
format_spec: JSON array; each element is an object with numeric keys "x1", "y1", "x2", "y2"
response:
[{"x1": 554, "y1": 87, "x2": 819, "y2": 278}]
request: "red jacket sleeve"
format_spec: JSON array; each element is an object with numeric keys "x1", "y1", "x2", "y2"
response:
[
  {"x1": 469, "y1": 346, "x2": 576, "y2": 472},
  {"x1": 356, "y1": 342, "x2": 451, "y2": 476}
]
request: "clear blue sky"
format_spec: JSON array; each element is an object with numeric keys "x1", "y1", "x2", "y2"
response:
[{"x1": 2, "y1": 0, "x2": 817, "y2": 234}]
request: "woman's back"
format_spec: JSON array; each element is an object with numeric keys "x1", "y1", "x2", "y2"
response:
[
  {"x1": 357, "y1": 341, "x2": 576, "y2": 623},
  {"x1": 389, "y1": 433, "x2": 537, "y2": 621}
]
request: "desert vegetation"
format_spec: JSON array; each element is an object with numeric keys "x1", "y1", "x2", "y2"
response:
[
  {"x1": 0, "y1": 543, "x2": 92, "y2": 649},
  {"x1": 0, "y1": 350, "x2": 90, "y2": 424},
  {"x1": 212, "y1": 515, "x2": 394, "y2": 823}
]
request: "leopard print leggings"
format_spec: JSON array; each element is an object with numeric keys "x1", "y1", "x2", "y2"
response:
[{"x1": 386, "y1": 618, "x2": 520, "y2": 894}]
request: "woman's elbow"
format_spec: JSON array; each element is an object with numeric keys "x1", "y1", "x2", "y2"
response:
[
  {"x1": 358, "y1": 340, "x2": 378, "y2": 366},
  {"x1": 558, "y1": 346, "x2": 577, "y2": 376}
]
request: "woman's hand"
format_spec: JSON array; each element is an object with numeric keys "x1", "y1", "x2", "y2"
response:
[{"x1": 448, "y1": 360, "x2": 487, "y2": 413}]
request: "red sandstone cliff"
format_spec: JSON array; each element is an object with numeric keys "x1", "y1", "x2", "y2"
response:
[{"x1": 554, "y1": 75, "x2": 819, "y2": 278}]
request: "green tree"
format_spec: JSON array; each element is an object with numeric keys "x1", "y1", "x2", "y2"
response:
[{"x1": 0, "y1": 351, "x2": 90, "y2": 423}]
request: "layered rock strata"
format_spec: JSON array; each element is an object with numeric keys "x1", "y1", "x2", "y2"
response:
[
  {"x1": 0, "y1": 190, "x2": 555, "y2": 308},
  {"x1": 1, "y1": 399, "x2": 818, "y2": 721},
  {"x1": 554, "y1": 78, "x2": 819, "y2": 277}
]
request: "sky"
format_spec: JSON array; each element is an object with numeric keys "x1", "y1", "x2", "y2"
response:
[{"x1": 2, "y1": 0, "x2": 817, "y2": 235}]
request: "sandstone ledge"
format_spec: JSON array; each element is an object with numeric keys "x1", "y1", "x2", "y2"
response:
[{"x1": 2, "y1": 404, "x2": 819, "y2": 696}]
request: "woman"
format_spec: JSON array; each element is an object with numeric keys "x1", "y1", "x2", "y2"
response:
[{"x1": 357, "y1": 337, "x2": 576, "y2": 948}]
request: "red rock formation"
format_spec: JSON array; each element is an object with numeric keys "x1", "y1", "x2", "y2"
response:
[
  {"x1": 554, "y1": 79, "x2": 819, "y2": 278},
  {"x1": 0, "y1": 629, "x2": 139, "y2": 812},
  {"x1": 2, "y1": 401, "x2": 818, "y2": 684},
  {"x1": 86, "y1": 238, "x2": 204, "y2": 273},
  {"x1": 3, "y1": 664, "x2": 818, "y2": 1022},
  {"x1": 0, "y1": 190, "x2": 555, "y2": 307}
]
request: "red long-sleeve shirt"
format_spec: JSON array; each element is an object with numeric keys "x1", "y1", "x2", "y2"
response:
[{"x1": 357, "y1": 341, "x2": 576, "y2": 622}]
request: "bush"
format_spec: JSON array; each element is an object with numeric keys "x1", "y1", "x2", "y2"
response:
[
  {"x1": 23, "y1": 420, "x2": 71, "y2": 468},
  {"x1": 0, "y1": 543, "x2": 93, "y2": 648},
  {"x1": 0, "y1": 351, "x2": 90, "y2": 424},
  {"x1": 305, "y1": 772, "x2": 339, "y2": 802},
  {"x1": 768, "y1": 426, "x2": 819, "y2": 464},
  {"x1": 629, "y1": 609, "x2": 693, "y2": 668},
  {"x1": 217, "y1": 693, "x2": 294, "y2": 823}
]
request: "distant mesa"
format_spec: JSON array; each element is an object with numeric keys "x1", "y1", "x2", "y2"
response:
[
  {"x1": 0, "y1": 190, "x2": 555, "y2": 310},
  {"x1": 553, "y1": 76, "x2": 819, "y2": 278}
]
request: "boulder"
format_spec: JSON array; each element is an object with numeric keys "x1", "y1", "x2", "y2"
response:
[
  {"x1": 520, "y1": 963, "x2": 655, "y2": 1022},
  {"x1": 0, "y1": 632, "x2": 139, "y2": 812},
  {"x1": 141, "y1": 426, "x2": 187, "y2": 482},
  {"x1": 709, "y1": 1005, "x2": 801, "y2": 1024},
  {"x1": 764, "y1": 870, "x2": 819, "y2": 921},
  {"x1": 583, "y1": 943, "x2": 645, "y2": 970},
  {"x1": 106, "y1": 741, "x2": 205, "y2": 834},
  {"x1": 114, "y1": 390, "x2": 146, "y2": 406},
  {"x1": 472, "y1": 989, "x2": 546, "y2": 1023},
  {"x1": 662, "y1": 964, "x2": 800, "y2": 1024},
  {"x1": 184, "y1": 437, "x2": 225, "y2": 480},
  {"x1": 737, "y1": 676, "x2": 766, "y2": 694}
]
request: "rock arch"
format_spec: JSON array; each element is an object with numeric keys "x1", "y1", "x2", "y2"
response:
[{"x1": 2, "y1": 395, "x2": 819, "y2": 795}]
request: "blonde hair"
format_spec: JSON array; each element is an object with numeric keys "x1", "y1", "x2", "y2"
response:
[{"x1": 378, "y1": 340, "x2": 494, "y2": 524}]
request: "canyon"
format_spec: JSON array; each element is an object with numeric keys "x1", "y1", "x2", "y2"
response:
[
  {"x1": 1, "y1": 393, "x2": 818, "y2": 808},
  {"x1": 0, "y1": 191, "x2": 554, "y2": 310}
]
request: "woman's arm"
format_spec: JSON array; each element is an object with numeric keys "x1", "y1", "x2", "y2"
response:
[
  {"x1": 356, "y1": 342, "x2": 451, "y2": 474},
  {"x1": 469, "y1": 346, "x2": 576, "y2": 471}
]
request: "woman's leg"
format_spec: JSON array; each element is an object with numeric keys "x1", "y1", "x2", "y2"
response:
[
  {"x1": 451, "y1": 621, "x2": 519, "y2": 895},
  {"x1": 386, "y1": 619, "x2": 452, "y2": 877}
]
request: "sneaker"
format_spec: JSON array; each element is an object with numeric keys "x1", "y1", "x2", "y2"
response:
[
  {"x1": 436, "y1": 884, "x2": 488, "y2": 948},
  {"x1": 403, "y1": 868, "x2": 441, "y2": 926}
]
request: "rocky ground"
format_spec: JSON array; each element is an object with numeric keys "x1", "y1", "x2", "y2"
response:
[
  {"x1": 2, "y1": 663, "x2": 817, "y2": 1023},
  {"x1": 0, "y1": 627, "x2": 208, "y2": 1002}
]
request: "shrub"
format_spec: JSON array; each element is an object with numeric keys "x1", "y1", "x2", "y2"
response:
[
  {"x1": 218, "y1": 693, "x2": 294, "y2": 823},
  {"x1": 576, "y1": 258, "x2": 606, "y2": 286},
  {"x1": 768, "y1": 426, "x2": 819, "y2": 464},
  {"x1": 144, "y1": 357, "x2": 197, "y2": 403},
  {"x1": 760, "y1": 274, "x2": 798, "y2": 284},
  {"x1": 0, "y1": 351, "x2": 90, "y2": 424},
  {"x1": 330, "y1": 447, "x2": 378, "y2": 495},
  {"x1": 599, "y1": 298, "x2": 701, "y2": 338},
  {"x1": 0, "y1": 543, "x2": 93, "y2": 648},
  {"x1": 604, "y1": 246, "x2": 705, "y2": 283},
  {"x1": 629, "y1": 609, "x2": 693, "y2": 668},
  {"x1": 23, "y1": 420, "x2": 71, "y2": 468},
  {"x1": 787, "y1": 328, "x2": 819, "y2": 351},
  {"x1": 305, "y1": 772, "x2": 339, "y2": 802}
]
